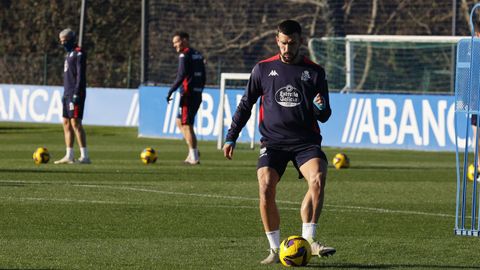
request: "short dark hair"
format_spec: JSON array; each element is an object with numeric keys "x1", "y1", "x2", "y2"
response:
[
  {"x1": 174, "y1": 31, "x2": 189, "y2": 40},
  {"x1": 277, "y1": 20, "x2": 302, "y2": 36}
]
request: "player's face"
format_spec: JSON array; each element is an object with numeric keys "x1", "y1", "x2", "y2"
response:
[
  {"x1": 59, "y1": 36, "x2": 68, "y2": 45},
  {"x1": 276, "y1": 32, "x2": 302, "y2": 64},
  {"x1": 172, "y1": 36, "x2": 186, "y2": 53}
]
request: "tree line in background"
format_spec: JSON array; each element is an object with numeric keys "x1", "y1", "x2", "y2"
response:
[
  {"x1": 0, "y1": 0, "x2": 477, "y2": 89},
  {"x1": 0, "y1": 1, "x2": 141, "y2": 88}
]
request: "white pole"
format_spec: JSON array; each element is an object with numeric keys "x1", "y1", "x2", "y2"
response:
[
  {"x1": 344, "y1": 39, "x2": 354, "y2": 93},
  {"x1": 217, "y1": 74, "x2": 227, "y2": 150},
  {"x1": 216, "y1": 73, "x2": 251, "y2": 150},
  {"x1": 78, "y1": 0, "x2": 86, "y2": 47}
]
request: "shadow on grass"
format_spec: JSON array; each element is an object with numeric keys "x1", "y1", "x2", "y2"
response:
[
  {"x1": 306, "y1": 262, "x2": 480, "y2": 269},
  {"x1": 0, "y1": 168, "x2": 194, "y2": 176},
  {"x1": 0, "y1": 168, "x2": 146, "y2": 174},
  {"x1": 0, "y1": 126, "x2": 57, "y2": 134},
  {"x1": 0, "y1": 182, "x2": 27, "y2": 186},
  {"x1": 0, "y1": 269, "x2": 57, "y2": 270},
  {"x1": 338, "y1": 165, "x2": 448, "y2": 171},
  {"x1": 0, "y1": 168, "x2": 107, "y2": 175}
]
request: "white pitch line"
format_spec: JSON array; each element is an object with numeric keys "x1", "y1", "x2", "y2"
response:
[
  {"x1": 0, "y1": 180, "x2": 454, "y2": 218},
  {"x1": 76, "y1": 184, "x2": 264, "y2": 201},
  {"x1": 326, "y1": 205, "x2": 454, "y2": 218},
  {"x1": 200, "y1": 204, "x2": 405, "y2": 215},
  {"x1": 75, "y1": 184, "x2": 454, "y2": 218},
  {"x1": 0, "y1": 196, "x2": 124, "y2": 205}
]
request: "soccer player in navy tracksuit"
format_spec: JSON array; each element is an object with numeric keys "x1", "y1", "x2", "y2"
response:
[
  {"x1": 167, "y1": 31, "x2": 206, "y2": 165},
  {"x1": 55, "y1": 28, "x2": 90, "y2": 164},
  {"x1": 223, "y1": 20, "x2": 335, "y2": 264}
]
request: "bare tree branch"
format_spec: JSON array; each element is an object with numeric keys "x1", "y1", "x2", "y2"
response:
[
  {"x1": 376, "y1": 0, "x2": 408, "y2": 34},
  {"x1": 285, "y1": 0, "x2": 326, "y2": 7},
  {"x1": 356, "y1": 0, "x2": 378, "y2": 91},
  {"x1": 309, "y1": 4, "x2": 322, "y2": 37},
  {"x1": 212, "y1": 30, "x2": 277, "y2": 53},
  {"x1": 407, "y1": 11, "x2": 432, "y2": 34}
]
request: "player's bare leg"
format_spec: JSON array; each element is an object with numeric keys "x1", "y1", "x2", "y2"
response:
[
  {"x1": 300, "y1": 158, "x2": 326, "y2": 223},
  {"x1": 258, "y1": 167, "x2": 281, "y2": 264},
  {"x1": 181, "y1": 122, "x2": 199, "y2": 164},
  {"x1": 299, "y1": 158, "x2": 335, "y2": 257},
  {"x1": 71, "y1": 118, "x2": 90, "y2": 164},
  {"x1": 176, "y1": 119, "x2": 197, "y2": 164},
  {"x1": 176, "y1": 118, "x2": 186, "y2": 139},
  {"x1": 71, "y1": 118, "x2": 86, "y2": 148},
  {"x1": 55, "y1": 118, "x2": 75, "y2": 164},
  {"x1": 258, "y1": 167, "x2": 280, "y2": 231},
  {"x1": 175, "y1": 119, "x2": 189, "y2": 161},
  {"x1": 183, "y1": 125, "x2": 197, "y2": 149}
]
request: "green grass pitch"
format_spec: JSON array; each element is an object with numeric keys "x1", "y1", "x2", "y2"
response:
[{"x1": 1, "y1": 122, "x2": 480, "y2": 269}]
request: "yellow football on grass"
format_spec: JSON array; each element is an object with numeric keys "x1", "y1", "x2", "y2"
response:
[
  {"x1": 279, "y1": 235, "x2": 312, "y2": 267},
  {"x1": 140, "y1": 147, "x2": 157, "y2": 164},
  {"x1": 332, "y1": 153, "x2": 349, "y2": 169},
  {"x1": 33, "y1": 147, "x2": 50, "y2": 165}
]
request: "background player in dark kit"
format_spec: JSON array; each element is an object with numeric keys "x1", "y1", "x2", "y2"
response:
[
  {"x1": 55, "y1": 28, "x2": 90, "y2": 164},
  {"x1": 167, "y1": 31, "x2": 206, "y2": 165}
]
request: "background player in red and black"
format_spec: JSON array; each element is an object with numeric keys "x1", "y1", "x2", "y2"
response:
[
  {"x1": 223, "y1": 20, "x2": 335, "y2": 264},
  {"x1": 167, "y1": 31, "x2": 206, "y2": 165},
  {"x1": 55, "y1": 28, "x2": 90, "y2": 164}
]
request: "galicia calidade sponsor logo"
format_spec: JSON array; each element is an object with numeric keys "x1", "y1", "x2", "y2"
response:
[{"x1": 275, "y1": 84, "x2": 302, "y2": 107}]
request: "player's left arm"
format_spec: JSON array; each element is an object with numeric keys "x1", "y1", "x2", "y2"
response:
[
  {"x1": 74, "y1": 50, "x2": 86, "y2": 103},
  {"x1": 313, "y1": 69, "x2": 331, "y2": 123}
]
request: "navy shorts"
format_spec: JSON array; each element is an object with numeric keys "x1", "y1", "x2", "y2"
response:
[
  {"x1": 62, "y1": 95, "x2": 86, "y2": 119},
  {"x1": 473, "y1": 114, "x2": 478, "y2": 126},
  {"x1": 177, "y1": 92, "x2": 202, "y2": 125},
  {"x1": 257, "y1": 144, "x2": 328, "y2": 179}
]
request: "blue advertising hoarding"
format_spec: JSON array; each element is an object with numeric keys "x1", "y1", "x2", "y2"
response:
[
  {"x1": 139, "y1": 86, "x2": 472, "y2": 152},
  {"x1": 0, "y1": 84, "x2": 138, "y2": 126},
  {"x1": 0, "y1": 84, "x2": 472, "y2": 152},
  {"x1": 139, "y1": 86, "x2": 258, "y2": 143},
  {"x1": 322, "y1": 93, "x2": 467, "y2": 151}
]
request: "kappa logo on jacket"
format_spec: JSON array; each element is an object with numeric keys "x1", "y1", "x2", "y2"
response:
[{"x1": 268, "y1": 70, "x2": 279, "y2": 77}]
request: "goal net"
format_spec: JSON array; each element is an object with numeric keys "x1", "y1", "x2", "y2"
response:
[{"x1": 309, "y1": 35, "x2": 468, "y2": 93}]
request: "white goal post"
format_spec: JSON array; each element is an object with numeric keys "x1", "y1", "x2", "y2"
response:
[
  {"x1": 308, "y1": 34, "x2": 470, "y2": 92},
  {"x1": 216, "y1": 72, "x2": 255, "y2": 150},
  {"x1": 344, "y1": 35, "x2": 468, "y2": 92}
]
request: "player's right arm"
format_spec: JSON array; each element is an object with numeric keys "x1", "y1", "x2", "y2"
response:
[
  {"x1": 167, "y1": 53, "x2": 188, "y2": 102},
  {"x1": 223, "y1": 141, "x2": 235, "y2": 160},
  {"x1": 223, "y1": 65, "x2": 262, "y2": 159}
]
